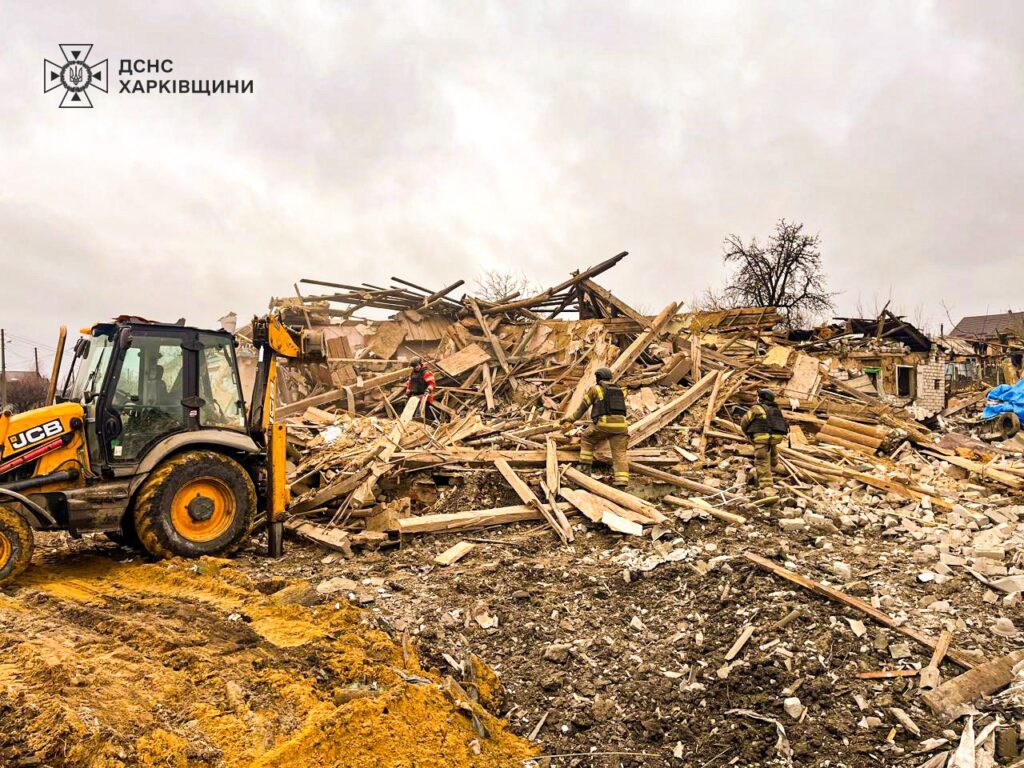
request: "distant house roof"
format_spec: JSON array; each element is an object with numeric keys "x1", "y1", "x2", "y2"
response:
[{"x1": 950, "y1": 311, "x2": 1024, "y2": 339}]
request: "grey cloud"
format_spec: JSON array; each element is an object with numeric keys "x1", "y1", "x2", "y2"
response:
[{"x1": 2, "y1": 0, "x2": 1023, "y2": 372}]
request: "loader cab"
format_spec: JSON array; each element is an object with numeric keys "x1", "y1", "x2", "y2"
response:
[{"x1": 60, "y1": 320, "x2": 248, "y2": 474}]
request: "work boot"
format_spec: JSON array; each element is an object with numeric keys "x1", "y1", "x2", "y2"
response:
[{"x1": 580, "y1": 463, "x2": 596, "y2": 477}]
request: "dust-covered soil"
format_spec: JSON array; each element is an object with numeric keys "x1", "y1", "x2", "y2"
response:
[
  {"x1": 1, "y1": 474, "x2": 1021, "y2": 768},
  {"x1": 0, "y1": 542, "x2": 535, "y2": 768}
]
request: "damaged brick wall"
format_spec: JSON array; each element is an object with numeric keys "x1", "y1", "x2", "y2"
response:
[{"x1": 915, "y1": 352, "x2": 947, "y2": 413}]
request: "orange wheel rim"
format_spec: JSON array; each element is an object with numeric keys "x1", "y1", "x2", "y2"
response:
[
  {"x1": 0, "y1": 532, "x2": 11, "y2": 566},
  {"x1": 170, "y1": 478, "x2": 236, "y2": 543}
]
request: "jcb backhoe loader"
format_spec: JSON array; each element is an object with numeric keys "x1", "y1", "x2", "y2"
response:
[{"x1": 0, "y1": 313, "x2": 323, "y2": 586}]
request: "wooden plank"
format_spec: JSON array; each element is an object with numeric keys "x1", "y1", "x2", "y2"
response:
[
  {"x1": 351, "y1": 397, "x2": 419, "y2": 507},
  {"x1": 608, "y1": 301, "x2": 679, "y2": 381},
  {"x1": 744, "y1": 552, "x2": 978, "y2": 669},
  {"x1": 855, "y1": 670, "x2": 919, "y2": 680},
  {"x1": 396, "y1": 448, "x2": 678, "y2": 468},
  {"x1": 922, "y1": 649, "x2": 1024, "y2": 722},
  {"x1": 545, "y1": 437, "x2": 560, "y2": 497},
  {"x1": 631, "y1": 462, "x2": 742, "y2": 501},
  {"x1": 285, "y1": 519, "x2": 352, "y2": 554},
  {"x1": 581, "y1": 279, "x2": 650, "y2": 328},
  {"x1": 365, "y1": 322, "x2": 407, "y2": 359},
  {"x1": 278, "y1": 367, "x2": 412, "y2": 418},
  {"x1": 819, "y1": 424, "x2": 882, "y2": 449},
  {"x1": 289, "y1": 467, "x2": 372, "y2": 514},
  {"x1": 480, "y1": 251, "x2": 629, "y2": 316},
  {"x1": 437, "y1": 343, "x2": 492, "y2": 377},
  {"x1": 919, "y1": 630, "x2": 953, "y2": 690},
  {"x1": 829, "y1": 416, "x2": 886, "y2": 439},
  {"x1": 658, "y1": 355, "x2": 692, "y2": 386},
  {"x1": 434, "y1": 541, "x2": 476, "y2": 566},
  {"x1": 563, "y1": 342, "x2": 609, "y2": 418},
  {"x1": 495, "y1": 458, "x2": 571, "y2": 543},
  {"x1": 817, "y1": 432, "x2": 878, "y2": 454},
  {"x1": 562, "y1": 465, "x2": 666, "y2": 523},
  {"x1": 469, "y1": 297, "x2": 510, "y2": 373},
  {"x1": 921, "y1": 450, "x2": 1023, "y2": 490},
  {"x1": 664, "y1": 495, "x2": 746, "y2": 525},
  {"x1": 558, "y1": 486, "x2": 651, "y2": 529},
  {"x1": 398, "y1": 504, "x2": 551, "y2": 534},
  {"x1": 784, "y1": 353, "x2": 821, "y2": 400},
  {"x1": 628, "y1": 370, "x2": 718, "y2": 447},
  {"x1": 481, "y1": 363, "x2": 495, "y2": 412},
  {"x1": 558, "y1": 487, "x2": 603, "y2": 522},
  {"x1": 725, "y1": 626, "x2": 755, "y2": 661},
  {"x1": 697, "y1": 371, "x2": 724, "y2": 461}
]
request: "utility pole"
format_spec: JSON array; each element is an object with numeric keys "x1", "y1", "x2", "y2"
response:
[
  {"x1": 34, "y1": 347, "x2": 40, "y2": 376},
  {"x1": 1, "y1": 329, "x2": 6, "y2": 409}
]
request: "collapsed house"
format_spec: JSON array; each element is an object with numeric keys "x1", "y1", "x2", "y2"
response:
[
  {"x1": 228, "y1": 254, "x2": 1024, "y2": 766},
  {"x1": 226, "y1": 253, "x2": 1022, "y2": 547},
  {"x1": 790, "y1": 309, "x2": 947, "y2": 417}
]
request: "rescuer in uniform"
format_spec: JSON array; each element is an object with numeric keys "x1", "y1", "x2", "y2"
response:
[
  {"x1": 562, "y1": 367, "x2": 630, "y2": 487},
  {"x1": 740, "y1": 389, "x2": 789, "y2": 496},
  {"x1": 405, "y1": 357, "x2": 437, "y2": 420}
]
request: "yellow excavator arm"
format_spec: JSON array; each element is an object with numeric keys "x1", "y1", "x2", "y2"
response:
[{"x1": 247, "y1": 313, "x2": 324, "y2": 556}]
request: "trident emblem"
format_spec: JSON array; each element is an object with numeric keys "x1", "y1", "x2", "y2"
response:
[{"x1": 44, "y1": 44, "x2": 108, "y2": 108}]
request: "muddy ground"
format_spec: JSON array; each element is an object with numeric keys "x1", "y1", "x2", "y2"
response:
[{"x1": 2, "y1": 469, "x2": 1021, "y2": 767}]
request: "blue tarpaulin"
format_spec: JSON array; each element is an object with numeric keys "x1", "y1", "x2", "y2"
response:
[{"x1": 983, "y1": 379, "x2": 1024, "y2": 420}]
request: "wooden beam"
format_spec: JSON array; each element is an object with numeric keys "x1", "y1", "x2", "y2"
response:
[
  {"x1": 434, "y1": 541, "x2": 476, "y2": 566},
  {"x1": 278, "y1": 367, "x2": 412, "y2": 418},
  {"x1": 480, "y1": 252, "x2": 629, "y2": 315},
  {"x1": 481, "y1": 363, "x2": 495, "y2": 411},
  {"x1": 664, "y1": 494, "x2": 746, "y2": 525},
  {"x1": 581, "y1": 279, "x2": 650, "y2": 328},
  {"x1": 744, "y1": 552, "x2": 978, "y2": 669},
  {"x1": 397, "y1": 503, "x2": 552, "y2": 534},
  {"x1": 495, "y1": 458, "x2": 572, "y2": 543},
  {"x1": 351, "y1": 396, "x2": 419, "y2": 507},
  {"x1": 562, "y1": 465, "x2": 666, "y2": 523},
  {"x1": 468, "y1": 297, "x2": 510, "y2": 373},
  {"x1": 608, "y1": 301, "x2": 679, "y2": 381},
  {"x1": 697, "y1": 371, "x2": 724, "y2": 461},
  {"x1": 563, "y1": 341, "x2": 609, "y2": 418},
  {"x1": 628, "y1": 370, "x2": 718, "y2": 447},
  {"x1": 631, "y1": 461, "x2": 742, "y2": 500}
]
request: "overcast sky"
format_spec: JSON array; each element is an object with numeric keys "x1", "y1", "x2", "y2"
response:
[{"x1": 2, "y1": 0, "x2": 1022, "y2": 373}]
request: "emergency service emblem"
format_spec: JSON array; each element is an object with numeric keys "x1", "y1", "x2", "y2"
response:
[{"x1": 44, "y1": 45, "x2": 108, "y2": 108}]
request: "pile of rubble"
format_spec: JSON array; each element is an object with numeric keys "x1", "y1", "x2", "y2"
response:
[{"x1": 252, "y1": 253, "x2": 1024, "y2": 765}]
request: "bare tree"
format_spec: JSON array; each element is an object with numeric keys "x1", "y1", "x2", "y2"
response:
[
  {"x1": 474, "y1": 270, "x2": 536, "y2": 303},
  {"x1": 6, "y1": 374, "x2": 47, "y2": 412},
  {"x1": 720, "y1": 219, "x2": 835, "y2": 328},
  {"x1": 693, "y1": 286, "x2": 730, "y2": 312}
]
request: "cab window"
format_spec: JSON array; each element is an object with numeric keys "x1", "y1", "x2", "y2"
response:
[
  {"x1": 198, "y1": 333, "x2": 245, "y2": 430},
  {"x1": 108, "y1": 336, "x2": 186, "y2": 461}
]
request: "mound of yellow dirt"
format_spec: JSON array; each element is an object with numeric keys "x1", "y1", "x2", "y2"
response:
[{"x1": 0, "y1": 556, "x2": 536, "y2": 767}]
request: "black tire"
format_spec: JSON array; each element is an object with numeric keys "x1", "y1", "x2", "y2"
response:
[
  {"x1": 133, "y1": 450, "x2": 255, "y2": 559},
  {"x1": 0, "y1": 505, "x2": 34, "y2": 587}
]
